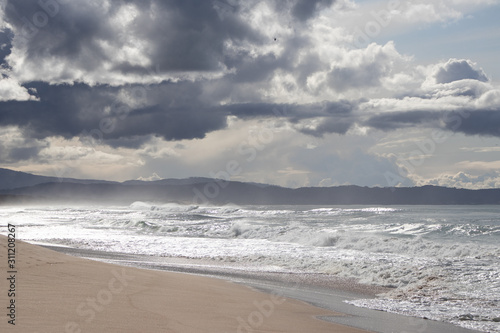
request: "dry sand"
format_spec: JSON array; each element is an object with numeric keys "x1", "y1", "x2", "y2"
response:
[{"x1": 0, "y1": 235, "x2": 371, "y2": 333}]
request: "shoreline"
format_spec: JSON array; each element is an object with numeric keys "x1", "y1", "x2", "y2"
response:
[
  {"x1": 0, "y1": 235, "x2": 371, "y2": 333},
  {"x1": 42, "y1": 243, "x2": 481, "y2": 333}
]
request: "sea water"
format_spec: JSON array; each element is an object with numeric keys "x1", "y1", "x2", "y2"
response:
[{"x1": 1, "y1": 203, "x2": 499, "y2": 332}]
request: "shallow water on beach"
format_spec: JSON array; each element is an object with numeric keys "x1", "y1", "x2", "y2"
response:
[{"x1": 1, "y1": 203, "x2": 499, "y2": 332}]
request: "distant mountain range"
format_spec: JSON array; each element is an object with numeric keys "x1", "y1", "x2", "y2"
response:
[{"x1": 1, "y1": 168, "x2": 499, "y2": 205}]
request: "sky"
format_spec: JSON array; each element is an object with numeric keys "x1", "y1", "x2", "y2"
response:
[{"x1": 0, "y1": 0, "x2": 500, "y2": 189}]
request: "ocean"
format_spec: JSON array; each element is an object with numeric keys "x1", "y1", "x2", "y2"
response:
[{"x1": 1, "y1": 203, "x2": 499, "y2": 332}]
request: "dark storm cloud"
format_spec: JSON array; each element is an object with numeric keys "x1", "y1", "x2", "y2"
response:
[
  {"x1": 366, "y1": 109, "x2": 500, "y2": 138},
  {"x1": 114, "y1": 103, "x2": 228, "y2": 141},
  {"x1": 7, "y1": 145, "x2": 42, "y2": 161},
  {"x1": 0, "y1": 75, "x2": 353, "y2": 148},
  {"x1": 365, "y1": 111, "x2": 442, "y2": 131},
  {"x1": 0, "y1": 28, "x2": 14, "y2": 68},
  {"x1": 3, "y1": 0, "x2": 263, "y2": 74},
  {"x1": 0, "y1": 81, "x2": 229, "y2": 145},
  {"x1": 444, "y1": 110, "x2": 500, "y2": 137},
  {"x1": 291, "y1": 0, "x2": 335, "y2": 21},
  {"x1": 227, "y1": 100, "x2": 354, "y2": 119},
  {"x1": 0, "y1": 82, "x2": 114, "y2": 139},
  {"x1": 136, "y1": 0, "x2": 263, "y2": 72},
  {"x1": 435, "y1": 59, "x2": 488, "y2": 84},
  {"x1": 227, "y1": 99, "x2": 357, "y2": 136},
  {"x1": 4, "y1": 0, "x2": 114, "y2": 66},
  {"x1": 0, "y1": 133, "x2": 46, "y2": 164},
  {"x1": 223, "y1": 35, "x2": 310, "y2": 84}
]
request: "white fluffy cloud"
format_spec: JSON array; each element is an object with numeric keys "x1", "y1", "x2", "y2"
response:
[
  {"x1": 426, "y1": 172, "x2": 500, "y2": 189},
  {"x1": 0, "y1": 76, "x2": 36, "y2": 101}
]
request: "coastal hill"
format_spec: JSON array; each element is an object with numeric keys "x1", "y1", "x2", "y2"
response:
[
  {"x1": 0, "y1": 167, "x2": 117, "y2": 190},
  {"x1": 1, "y1": 168, "x2": 499, "y2": 205}
]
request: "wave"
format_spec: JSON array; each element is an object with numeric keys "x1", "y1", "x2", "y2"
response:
[
  {"x1": 130, "y1": 201, "x2": 200, "y2": 212},
  {"x1": 228, "y1": 219, "x2": 499, "y2": 257}
]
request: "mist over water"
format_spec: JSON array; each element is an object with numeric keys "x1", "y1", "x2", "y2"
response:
[{"x1": 1, "y1": 203, "x2": 499, "y2": 332}]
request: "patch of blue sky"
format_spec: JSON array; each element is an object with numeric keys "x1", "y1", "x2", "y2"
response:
[{"x1": 380, "y1": 5, "x2": 500, "y2": 81}]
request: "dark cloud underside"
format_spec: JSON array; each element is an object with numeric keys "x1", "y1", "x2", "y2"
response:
[
  {"x1": 366, "y1": 109, "x2": 500, "y2": 137},
  {"x1": 0, "y1": 82, "x2": 229, "y2": 143},
  {"x1": 365, "y1": 111, "x2": 443, "y2": 131},
  {"x1": 1, "y1": 77, "x2": 500, "y2": 149},
  {"x1": 446, "y1": 110, "x2": 500, "y2": 137}
]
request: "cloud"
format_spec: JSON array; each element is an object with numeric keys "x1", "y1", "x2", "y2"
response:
[
  {"x1": 0, "y1": 77, "x2": 354, "y2": 150},
  {"x1": 0, "y1": 126, "x2": 47, "y2": 163},
  {"x1": 445, "y1": 110, "x2": 500, "y2": 137},
  {"x1": 365, "y1": 110, "x2": 442, "y2": 131},
  {"x1": 0, "y1": 80, "x2": 232, "y2": 145},
  {"x1": 0, "y1": 76, "x2": 35, "y2": 101},
  {"x1": 129, "y1": 0, "x2": 263, "y2": 72},
  {"x1": 291, "y1": 0, "x2": 335, "y2": 22},
  {"x1": 137, "y1": 172, "x2": 162, "y2": 182},
  {"x1": 228, "y1": 52, "x2": 286, "y2": 84},
  {"x1": 365, "y1": 108, "x2": 500, "y2": 138},
  {"x1": 0, "y1": 27, "x2": 13, "y2": 66},
  {"x1": 1, "y1": 67, "x2": 498, "y2": 153},
  {"x1": 226, "y1": 100, "x2": 357, "y2": 136},
  {"x1": 2, "y1": 0, "x2": 264, "y2": 84},
  {"x1": 434, "y1": 59, "x2": 488, "y2": 84},
  {"x1": 327, "y1": 43, "x2": 403, "y2": 92},
  {"x1": 289, "y1": 147, "x2": 414, "y2": 187},
  {"x1": 426, "y1": 172, "x2": 500, "y2": 189},
  {"x1": 1, "y1": 28, "x2": 35, "y2": 101},
  {"x1": 294, "y1": 116, "x2": 353, "y2": 136},
  {"x1": 360, "y1": 58, "x2": 500, "y2": 138},
  {"x1": 402, "y1": 2, "x2": 463, "y2": 24}
]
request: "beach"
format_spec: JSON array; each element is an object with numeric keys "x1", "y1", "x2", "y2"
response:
[
  {"x1": 0, "y1": 235, "x2": 371, "y2": 333},
  {"x1": 0, "y1": 204, "x2": 496, "y2": 332}
]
